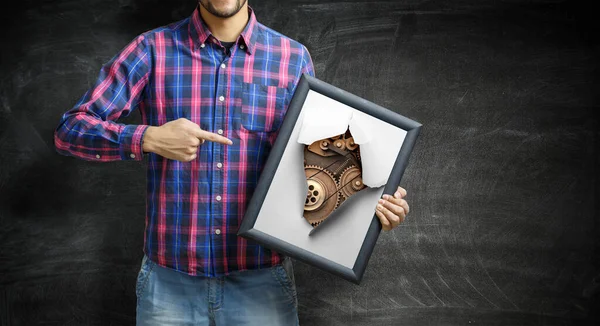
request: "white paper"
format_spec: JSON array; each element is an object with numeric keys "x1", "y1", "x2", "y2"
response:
[
  {"x1": 252, "y1": 90, "x2": 408, "y2": 269},
  {"x1": 297, "y1": 91, "x2": 407, "y2": 187}
]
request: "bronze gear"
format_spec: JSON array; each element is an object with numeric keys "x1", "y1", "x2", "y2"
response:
[
  {"x1": 339, "y1": 165, "x2": 366, "y2": 201},
  {"x1": 303, "y1": 165, "x2": 340, "y2": 226},
  {"x1": 308, "y1": 139, "x2": 336, "y2": 157},
  {"x1": 345, "y1": 137, "x2": 358, "y2": 151},
  {"x1": 302, "y1": 128, "x2": 366, "y2": 228}
]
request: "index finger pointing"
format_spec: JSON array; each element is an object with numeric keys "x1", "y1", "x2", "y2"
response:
[{"x1": 193, "y1": 128, "x2": 233, "y2": 145}]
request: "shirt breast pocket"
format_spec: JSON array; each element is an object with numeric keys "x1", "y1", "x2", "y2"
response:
[{"x1": 239, "y1": 83, "x2": 288, "y2": 133}]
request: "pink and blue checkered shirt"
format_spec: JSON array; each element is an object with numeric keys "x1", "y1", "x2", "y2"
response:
[{"x1": 54, "y1": 6, "x2": 314, "y2": 276}]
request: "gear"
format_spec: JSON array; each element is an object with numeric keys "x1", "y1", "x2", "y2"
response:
[
  {"x1": 332, "y1": 139, "x2": 346, "y2": 151},
  {"x1": 302, "y1": 129, "x2": 367, "y2": 228},
  {"x1": 307, "y1": 139, "x2": 336, "y2": 157},
  {"x1": 339, "y1": 165, "x2": 366, "y2": 200},
  {"x1": 345, "y1": 137, "x2": 358, "y2": 151},
  {"x1": 303, "y1": 165, "x2": 340, "y2": 226}
]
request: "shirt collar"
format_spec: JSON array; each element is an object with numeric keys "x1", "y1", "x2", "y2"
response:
[{"x1": 189, "y1": 4, "x2": 259, "y2": 55}]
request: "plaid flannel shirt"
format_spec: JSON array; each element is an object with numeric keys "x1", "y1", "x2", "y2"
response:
[{"x1": 54, "y1": 5, "x2": 315, "y2": 276}]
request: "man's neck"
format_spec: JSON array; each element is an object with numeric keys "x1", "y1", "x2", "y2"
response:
[{"x1": 199, "y1": 3, "x2": 249, "y2": 42}]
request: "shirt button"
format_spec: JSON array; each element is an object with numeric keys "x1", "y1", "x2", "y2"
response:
[
  {"x1": 217, "y1": 162, "x2": 223, "y2": 168},
  {"x1": 218, "y1": 96, "x2": 225, "y2": 102},
  {"x1": 215, "y1": 229, "x2": 221, "y2": 235},
  {"x1": 240, "y1": 45, "x2": 245, "y2": 50},
  {"x1": 200, "y1": 43, "x2": 205, "y2": 48},
  {"x1": 217, "y1": 129, "x2": 224, "y2": 135},
  {"x1": 221, "y1": 63, "x2": 226, "y2": 69},
  {"x1": 130, "y1": 153, "x2": 136, "y2": 159},
  {"x1": 216, "y1": 195, "x2": 222, "y2": 201},
  {"x1": 96, "y1": 154, "x2": 100, "y2": 159}
]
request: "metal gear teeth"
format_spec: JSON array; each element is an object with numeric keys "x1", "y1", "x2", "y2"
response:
[
  {"x1": 304, "y1": 164, "x2": 341, "y2": 210},
  {"x1": 338, "y1": 165, "x2": 365, "y2": 200},
  {"x1": 303, "y1": 164, "x2": 341, "y2": 225}
]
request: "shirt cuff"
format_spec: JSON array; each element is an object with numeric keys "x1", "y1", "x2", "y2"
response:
[{"x1": 119, "y1": 124, "x2": 150, "y2": 161}]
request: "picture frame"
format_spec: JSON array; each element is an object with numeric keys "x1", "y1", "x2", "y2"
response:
[{"x1": 238, "y1": 74, "x2": 422, "y2": 284}]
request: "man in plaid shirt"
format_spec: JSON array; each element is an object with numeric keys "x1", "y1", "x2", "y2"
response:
[{"x1": 54, "y1": 0, "x2": 410, "y2": 324}]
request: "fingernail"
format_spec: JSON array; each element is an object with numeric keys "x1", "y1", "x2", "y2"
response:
[
  {"x1": 394, "y1": 192, "x2": 401, "y2": 198},
  {"x1": 378, "y1": 199, "x2": 384, "y2": 204},
  {"x1": 382, "y1": 194, "x2": 390, "y2": 200},
  {"x1": 377, "y1": 204, "x2": 383, "y2": 210}
]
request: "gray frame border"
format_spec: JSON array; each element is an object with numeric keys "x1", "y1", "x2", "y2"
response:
[{"x1": 238, "y1": 74, "x2": 422, "y2": 284}]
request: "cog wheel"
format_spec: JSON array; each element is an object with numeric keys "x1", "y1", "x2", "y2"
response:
[
  {"x1": 345, "y1": 137, "x2": 358, "y2": 151},
  {"x1": 339, "y1": 165, "x2": 366, "y2": 200},
  {"x1": 332, "y1": 138, "x2": 346, "y2": 151},
  {"x1": 303, "y1": 165, "x2": 340, "y2": 226},
  {"x1": 307, "y1": 140, "x2": 336, "y2": 157},
  {"x1": 319, "y1": 140, "x2": 331, "y2": 151}
]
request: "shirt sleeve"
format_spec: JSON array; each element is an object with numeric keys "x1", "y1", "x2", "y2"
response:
[
  {"x1": 54, "y1": 34, "x2": 151, "y2": 162},
  {"x1": 289, "y1": 44, "x2": 315, "y2": 99},
  {"x1": 300, "y1": 44, "x2": 315, "y2": 78}
]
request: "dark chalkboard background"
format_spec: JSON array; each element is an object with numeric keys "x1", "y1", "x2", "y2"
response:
[{"x1": 1, "y1": 0, "x2": 598, "y2": 325}]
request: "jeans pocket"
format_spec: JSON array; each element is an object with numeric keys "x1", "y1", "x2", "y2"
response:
[
  {"x1": 271, "y1": 260, "x2": 298, "y2": 305},
  {"x1": 135, "y1": 254, "x2": 155, "y2": 299}
]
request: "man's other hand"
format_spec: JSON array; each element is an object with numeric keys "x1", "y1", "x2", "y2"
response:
[{"x1": 375, "y1": 186, "x2": 410, "y2": 231}]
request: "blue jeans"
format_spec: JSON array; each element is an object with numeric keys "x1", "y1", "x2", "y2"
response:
[{"x1": 135, "y1": 254, "x2": 299, "y2": 325}]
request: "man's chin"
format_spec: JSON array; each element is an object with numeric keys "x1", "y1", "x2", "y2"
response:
[
  {"x1": 201, "y1": 0, "x2": 246, "y2": 19},
  {"x1": 210, "y1": 10, "x2": 238, "y2": 18}
]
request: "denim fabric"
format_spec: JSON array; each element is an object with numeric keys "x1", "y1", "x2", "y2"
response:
[{"x1": 135, "y1": 254, "x2": 299, "y2": 325}]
